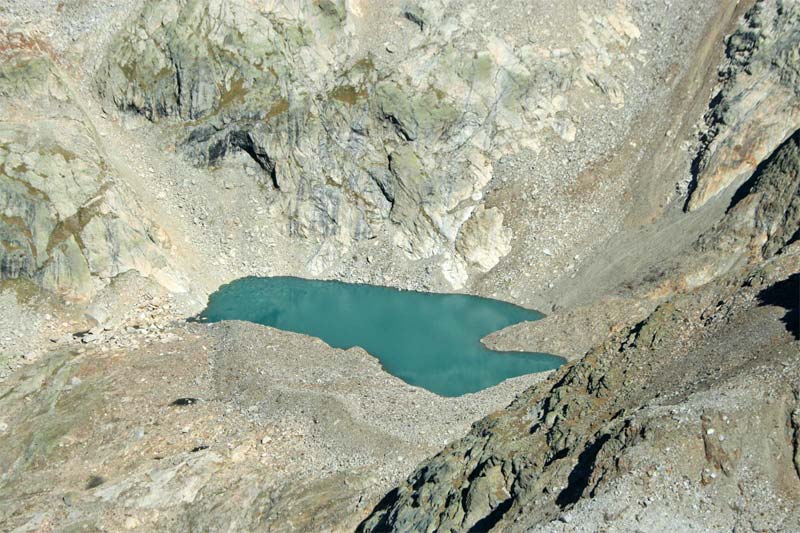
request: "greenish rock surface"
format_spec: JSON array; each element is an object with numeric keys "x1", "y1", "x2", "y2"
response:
[
  {"x1": 0, "y1": 45, "x2": 183, "y2": 299},
  {"x1": 96, "y1": 0, "x2": 638, "y2": 284}
]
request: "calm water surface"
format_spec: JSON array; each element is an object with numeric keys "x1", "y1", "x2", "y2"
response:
[{"x1": 199, "y1": 277, "x2": 564, "y2": 396}]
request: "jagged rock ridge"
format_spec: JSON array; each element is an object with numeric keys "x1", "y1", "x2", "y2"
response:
[{"x1": 359, "y1": 2, "x2": 800, "y2": 529}]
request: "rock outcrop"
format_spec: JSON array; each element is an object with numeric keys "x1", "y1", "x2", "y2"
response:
[
  {"x1": 687, "y1": 0, "x2": 800, "y2": 211},
  {"x1": 0, "y1": 319, "x2": 551, "y2": 531},
  {"x1": 96, "y1": 0, "x2": 645, "y2": 286},
  {"x1": 0, "y1": 0, "x2": 798, "y2": 531},
  {"x1": 360, "y1": 3, "x2": 800, "y2": 529},
  {"x1": 0, "y1": 31, "x2": 184, "y2": 299},
  {"x1": 360, "y1": 155, "x2": 800, "y2": 530}
]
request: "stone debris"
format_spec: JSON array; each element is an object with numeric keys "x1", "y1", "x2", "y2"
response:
[{"x1": 0, "y1": 0, "x2": 798, "y2": 531}]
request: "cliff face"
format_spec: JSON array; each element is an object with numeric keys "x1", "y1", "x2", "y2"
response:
[
  {"x1": 0, "y1": 32, "x2": 184, "y2": 299},
  {"x1": 2, "y1": 0, "x2": 745, "y2": 299},
  {"x1": 0, "y1": 0, "x2": 798, "y2": 531},
  {"x1": 687, "y1": 0, "x2": 800, "y2": 211},
  {"x1": 360, "y1": 130, "x2": 800, "y2": 531},
  {"x1": 93, "y1": 0, "x2": 671, "y2": 287}
]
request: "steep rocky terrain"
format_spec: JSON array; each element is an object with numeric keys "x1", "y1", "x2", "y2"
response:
[
  {"x1": 0, "y1": 0, "x2": 798, "y2": 531},
  {"x1": 360, "y1": 129, "x2": 800, "y2": 530},
  {"x1": 91, "y1": 0, "x2": 659, "y2": 288},
  {"x1": 358, "y1": 3, "x2": 800, "y2": 529},
  {"x1": 0, "y1": 31, "x2": 183, "y2": 298}
]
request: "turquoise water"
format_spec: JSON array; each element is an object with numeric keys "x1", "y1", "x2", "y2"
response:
[{"x1": 199, "y1": 277, "x2": 564, "y2": 396}]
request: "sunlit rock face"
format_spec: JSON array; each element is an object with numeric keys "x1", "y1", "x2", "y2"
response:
[
  {"x1": 687, "y1": 0, "x2": 800, "y2": 211},
  {"x1": 97, "y1": 0, "x2": 642, "y2": 286},
  {"x1": 0, "y1": 35, "x2": 184, "y2": 299}
]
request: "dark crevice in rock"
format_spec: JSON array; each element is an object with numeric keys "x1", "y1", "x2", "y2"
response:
[
  {"x1": 355, "y1": 488, "x2": 399, "y2": 533},
  {"x1": 207, "y1": 137, "x2": 228, "y2": 164},
  {"x1": 555, "y1": 433, "x2": 611, "y2": 509},
  {"x1": 787, "y1": 227, "x2": 800, "y2": 247},
  {"x1": 0, "y1": 240, "x2": 34, "y2": 280},
  {"x1": 728, "y1": 145, "x2": 784, "y2": 211},
  {"x1": 229, "y1": 130, "x2": 280, "y2": 189},
  {"x1": 791, "y1": 391, "x2": 800, "y2": 480},
  {"x1": 727, "y1": 128, "x2": 800, "y2": 212},
  {"x1": 368, "y1": 168, "x2": 395, "y2": 206},
  {"x1": 403, "y1": 9, "x2": 426, "y2": 31},
  {"x1": 187, "y1": 126, "x2": 281, "y2": 189},
  {"x1": 467, "y1": 496, "x2": 513, "y2": 533},
  {"x1": 545, "y1": 447, "x2": 569, "y2": 466},
  {"x1": 756, "y1": 273, "x2": 799, "y2": 339},
  {"x1": 383, "y1": 113, "x2": 415, "y2": 141}
]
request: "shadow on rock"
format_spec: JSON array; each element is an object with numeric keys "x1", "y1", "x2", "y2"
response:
[{"x1": 757, "y1": 273, "x2": 799, "y2": 339}]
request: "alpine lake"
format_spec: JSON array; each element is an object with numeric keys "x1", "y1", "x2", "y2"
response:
[{"x1": 199, "y1": 277, "x2": 565, "y2": 397}]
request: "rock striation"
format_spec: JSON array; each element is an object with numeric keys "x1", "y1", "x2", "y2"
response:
[
  {"x1": 0, "y1": 31, "x2": 184, "y2": 299},
  {"x1": 96, "y1": 0, "x2": 644, "y2": 286},
  {"x1": 0, "y1": 0, "x2": 798, "y2": 531},
  {"x1": 687, "y1": 0, "x2": 800, "y2": 211}
]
